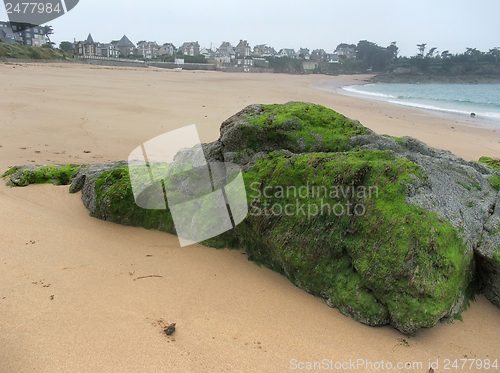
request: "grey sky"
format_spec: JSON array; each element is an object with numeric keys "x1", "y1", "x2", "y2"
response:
[{"x1": 1, "y1": 0, "x2": 499, "y2": 56}]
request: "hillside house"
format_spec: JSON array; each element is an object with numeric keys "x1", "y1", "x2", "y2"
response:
[
  {"x1": 21, "y1": 25, "x2": 46, "y2": 46},
  {"x1": 335, "y1": 44, "x2": 356, "y2": 59},
  {"x1": 158, "y1": 43, "x2": 176, "y2": 56},
  {"x1": 218, "y1": 41, "x2": 235, "y2": 55},
  {"x1": 236, "y1": 58, "x2": 253, "y2": 67},
  {"x1": 236, "y1": 39, "x2": 251, "y2": 57},
  {"x1": 76, "y1": 33, "x2": 98, "y2": 56},
  {"x1": 0, "y1": 21, "x2": 22, "y2": 44},
  {"x1": 310, "y1": 49, "x2": 327, "y2": 61},
  {"x1": 297, "y1": 48, "x2": 310, "y2": 60},
  {"x1": 1, "y1": 21, "x2": 47, "y2": 46},
  {"x1": 115, "y1": 35, "x2": 136, "y2": 57},
  {"x1": 180, "y1": 41, "x2": 200, "y2": 56},
  {"x1": 212, "y1": 51, "x2": 232, "y2": 66},
  {"x1": 253, "y1": 44, "x2": 265, "y2": 56},
  {"x1": 98, "y1": 43, "x2": 120, "y2": 58},
  {"x1": 137, "y1": 41, "x2": 159, "y2": 59},
  {"x1": 253, "y1": 44, "x2": 277, "y2": 57},
  {"x1": 200, "y1": 47, "x2": 215, "y2": 58},
  {"x1": 327, "y1": 53, "x2": 339, "y2": 63},
  {"x1": 279, "y1": 48, "x2": 295, "y2": 58}
]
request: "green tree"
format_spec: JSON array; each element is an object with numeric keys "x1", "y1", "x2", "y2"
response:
[
  {"x1": 426, "y1": 47, "x2": 437, "y2": 58},
  {"x1": 335, "y1": 43, "x2": 356, "y2": 51},
  {"x1": 387, "y1": 41, "x2": 399, "y2": 61},
  {"x1": 356, "y1": 40, "x2": 394, "y2": 72},
  {"x1": 42, "y1": 25, "x2": 54, "y2": 44},
  {"x1": 416, "y1": 43, "x2": 426, "y2": 57},
  {"x1": 441, "y1": 50, "x2": 452, "y2": 59},
  {"x1": 488, "y1": 48, "x2": 500, "y2": 64},
  {"x1": 59, "y1": 41, "x2": 73, "y2": 52},
  {"x1": 466, "y1": 47, "x2": 482, "y2": 63}
]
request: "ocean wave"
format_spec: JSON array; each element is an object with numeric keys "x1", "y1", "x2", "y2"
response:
[
  {"x1": 387, "y1": 100, "x2": 500, "y2": 120},
  {"x1": 482, "y1": 112, "x2": 500, "y2": 120},
  {"x1": 394, "y1": 95, "x2": 500, "y2": 108},
  {"x1": 342, "y1": 86, "x2": 396, "y2": 98}
]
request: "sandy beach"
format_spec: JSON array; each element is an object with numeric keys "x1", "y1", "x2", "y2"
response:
[{"x1": 1, "y1": 63, "x2": 500, "y2": 373}]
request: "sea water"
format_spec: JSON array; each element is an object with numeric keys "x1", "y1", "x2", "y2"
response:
[{"x1": 340, "y1": 83, "x2": 500, "y2": 127}]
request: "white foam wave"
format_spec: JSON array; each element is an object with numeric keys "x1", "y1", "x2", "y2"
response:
[
  {"x1": 482, "y1": 112, "x2": 500, "y2": 120},
  {"x1": 342, "y1": 85, "x2": 395, "y2": 99},
  {"x1": 387, "y1": 100, "x2": 500, "y2": 120}
]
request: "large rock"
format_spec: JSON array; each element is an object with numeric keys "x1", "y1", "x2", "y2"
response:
[{"x1": 4, "y1": 102, "x2": 500, "y2": 334}]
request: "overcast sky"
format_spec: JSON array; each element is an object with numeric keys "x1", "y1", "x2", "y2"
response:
[{"x1": 1, "y1": 0, "x2": 499, "y2": 56}]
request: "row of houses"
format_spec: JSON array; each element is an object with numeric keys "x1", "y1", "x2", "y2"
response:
[
  {"x1": 211, "y1": 40, "x2": 355, "y2": 61},
  {"x1": 0, "y1": 19, "x2": 358, "y2": 65},
  {"x1": 72, "y1": 34, "x2": 356, "y2": 64},
  {"x1": 0, "y1": 21, "x2": 48, "y2": 46},
  {"x1": 202, "y1": 41, "x2": 354, "y2": 63},
  {"x1": 73, "y1": 33, "x2": 194, "y2": 59}
]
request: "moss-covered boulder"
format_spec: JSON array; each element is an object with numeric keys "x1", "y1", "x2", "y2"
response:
[
  {"x1": 238, "y1": 150, "x2": 478, "y2": 332},
  {"x1": 3, "y1": 164, "x2": 82, "y2": 187},
  {"x1": 474, "y1": 157, "x2": 500, "y2": 308},
  {"x1": 4, "y1": 102, "x2": 500, "y2": 334},
  {"x1": 212, "y1": 102, "x2": 369, "y2": 167}
]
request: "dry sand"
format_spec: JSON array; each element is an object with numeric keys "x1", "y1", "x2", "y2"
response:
[{"x1": 0, "y1": 63, "x2": 499, "y2": 372}]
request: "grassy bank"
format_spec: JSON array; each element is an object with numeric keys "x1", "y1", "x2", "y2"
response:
[{"x1": 0, "y1": 42, "x2": 71, "y2": 60}]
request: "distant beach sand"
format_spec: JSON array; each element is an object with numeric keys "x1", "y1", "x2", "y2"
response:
[{"x1": 1, "y1": 63, "x2": 499, "y2": 373}]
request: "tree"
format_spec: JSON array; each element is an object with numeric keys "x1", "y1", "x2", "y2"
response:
[
  {"x1": 416, "y1": 43, "x2": 427, "y2": 57},
  {"x1": 386, "y1": 41, "x2": 399, "y2": 61},
  {"x1": 426, "y1": 47, "x2": 437, "y2": 58},
  {"x1": 466, "y1": 47, "x2": 482, "y2": 63},
  {"x1": 335, "y1": 43, "x2": 356, "y2": 52},
  {"x1": 42, "y1": 25, "x2": 54, "y2": 44},
  {"x1": 353, "y1": 40, "x2": 399, "y2": 72},
  {"x1": 441, "y1": 50, "x2": 452, "y2": 59},
  {"x1": 488, "y1": 47, "x2": 500, "y2": 64},
  {"x1": 59, "y1": 41, "x2": 73, "y2": 52}
]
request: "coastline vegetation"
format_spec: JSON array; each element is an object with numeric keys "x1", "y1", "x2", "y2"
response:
[
  {"x1": 2, "y1": 38, "x2": 499, "y2": 82},
  {"x1": 0, "y1": 42, "x2": 72, "y2": 60},
  {"x1": 337, "y1": 41, "x2": 500, "y2": 83},
  {"x1": 284, "y1": 40, "x2": 500, "y2": 82}
]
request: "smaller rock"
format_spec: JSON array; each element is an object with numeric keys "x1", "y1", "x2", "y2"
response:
[{"x1": 164, "y1": 323, "x2": 176, "y2": 336}]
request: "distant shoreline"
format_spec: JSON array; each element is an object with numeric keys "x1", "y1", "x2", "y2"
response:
[
  {"x1": 370, "y1": 73, "x2": 500, "y2": 84},
  {"x1": 316, "y1": 77, "x2": 500, "y2": 130}
]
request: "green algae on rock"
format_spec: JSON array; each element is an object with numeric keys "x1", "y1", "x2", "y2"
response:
[
  {"x1": 239, "y1": 150, "x2": 474, "y2": 333},
  {"x1": 4, "y1": 102, "x2": 500, "y2": 334},
  {"x1": 2, "y1": 164, "x2": 83, "y2": 187},
  {"x1": 217, "y1": 102, "x2": 369, "y2": 166},
  {"x1": 477, "y1": 156, "x2": 500, "y2": 172}
]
